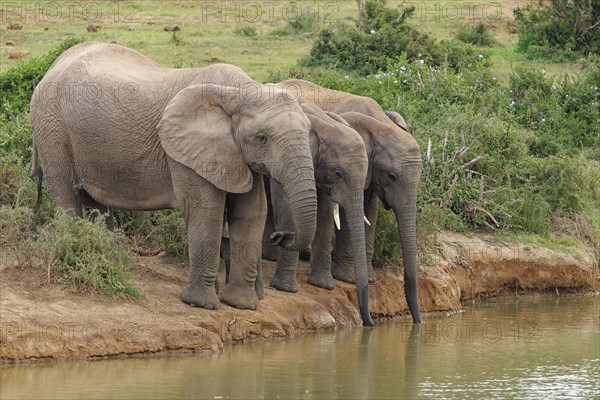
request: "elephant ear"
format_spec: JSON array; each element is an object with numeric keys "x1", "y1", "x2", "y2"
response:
[
  {"x1": 338, "y1": 112, "x2": 381, "y2": 190},
  {"x1": 385, "y1": 111, "x2": 410, "y2": 133},
  {"x1": 157, "y1": 84, "x2": 253, "y2": 194}
]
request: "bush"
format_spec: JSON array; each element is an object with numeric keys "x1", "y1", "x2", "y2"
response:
[
  {"x1": 302, "y1": 1, "x2": 441, "y2": 75},
  {"x1": 37, "y1": 210, "x2": 142, "y2": 298},
  {"x1": 114, "y1": 209, "x2": 187, "y2": 259},
  {"x1": 508, "y1": 64, "x2": 600, "y2": 157},
  {"x1": 455, "y1": 22, "x2": 495, "y2": 47},
  {"x1": 514, "y1": 0, "x2": 600, "y2": 58},
  {"x1": 0, "y1": 38, "x2": 82, "y2": 121}
]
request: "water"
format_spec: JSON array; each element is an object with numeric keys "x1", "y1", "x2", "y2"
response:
[{"x1": 1, "y1": 296, "x2": 598, "y2": 399}]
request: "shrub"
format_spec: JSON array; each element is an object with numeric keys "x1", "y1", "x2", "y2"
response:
[
  {"x1": 455, "y1": 22, "x2": 495, "y2": 47},
  {"x1": 514, "y1": 0, "x2": 600, "y2": 58},
  {"x1": 302, "y1": 0, "x2": 441, "y2": 75},
  {"x1": 0, "y1": 38, "x2": 82, "y2": 120},
  {"x1": 37, "y1": 210, "x2": 142, "y2": 298},
  {"x1": 114, "y1": 209, "x2": 187, "y2": 259}
]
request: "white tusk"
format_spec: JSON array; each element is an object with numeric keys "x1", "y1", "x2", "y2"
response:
[
  {"x1": 333, "y1": 202, "x2": 341, "y2": 230},
  {"x1": 364, "y1": 216, "x2": 371, "y2": 226}
]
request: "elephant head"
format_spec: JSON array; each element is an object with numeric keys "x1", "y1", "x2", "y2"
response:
[
  {"x1": 301, "y1": 104, "x2": 373, "y2": 326},
  {"x1": 157, "y1": 83, "x2": 317, "y2": 252},
  {"x1": 339, "y1": 111, "x2": 423, "y2": 324}
]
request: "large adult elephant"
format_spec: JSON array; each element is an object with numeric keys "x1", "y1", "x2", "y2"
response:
[
  {"x1": 278, "y1": 80, "x2": 423, "y2": 323},
  {"x1": 268, "y1": 103, "x2": 373, "y2": 326},
  {"x1": 29, "y1": 42, "x2": 318, "y2": 311}
]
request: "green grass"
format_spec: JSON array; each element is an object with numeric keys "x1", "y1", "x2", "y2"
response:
[
  {"x1": 0, "y1": 0, "x2": 584, "y2": 83},
  {"x1": 495, "y1": 232, "x2": 581, "y2": 257}
]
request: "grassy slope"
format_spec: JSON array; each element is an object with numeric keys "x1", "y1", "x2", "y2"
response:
[{"x1": 0, "y1": 1, "x2": 582, "y2": 82}]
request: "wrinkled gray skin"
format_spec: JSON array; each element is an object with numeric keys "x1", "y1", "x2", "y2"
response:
[
  {"x1": 278, "y1": 80, "x2": 423, "y2": 323},
  {"x1": 268, "y1": 103, "x2": 373, "y2": 326},
  {"x1": 29, "y1": 42, "x2": 317, "y2": 311}
]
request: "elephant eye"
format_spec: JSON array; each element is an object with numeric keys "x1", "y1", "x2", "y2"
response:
[
  {"x1": 335, "y1": 170, "x2": 342, "y2": 179},
  {"x1": 388, "y1": 172, "x2": 397, "y2": 182},
  {"x1": 256, "y1": 134, "x2": 268, "y2": 144}
]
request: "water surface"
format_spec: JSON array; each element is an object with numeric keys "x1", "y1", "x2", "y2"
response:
[{"x1": 1, "y1": 296, "x2": 598, "y2": 399}]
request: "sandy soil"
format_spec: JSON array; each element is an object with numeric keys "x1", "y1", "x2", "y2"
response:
[{"x1": 1, "y1": 232, "x2": 597, "y2": 363}]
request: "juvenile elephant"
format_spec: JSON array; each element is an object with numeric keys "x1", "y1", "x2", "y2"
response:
[
  {"x1": 268, "y1": 103, "x2": 373, "y2": 326},
  {"x1": 278, "y1": 80, "x2": 423, "y2": 323},
  {"x1": 30, "y1": 42, "x2": 318, "y2": 311}
]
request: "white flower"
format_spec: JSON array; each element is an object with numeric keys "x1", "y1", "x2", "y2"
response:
[
  {"x1": 509, "y1": 100, "x2": 516, "y2": 107},
  {"x1": 540, "y1": 69, "x2": 545, "y2": 74},
  {"x1": 419, "y1": 59, "x2": 424, "y2": 65},
  {"x1": 344, "y1": 75, "x2": 349, "y2": 80},
  {"x1": 403, "y1": 79, "x2": 407, "y2": 83},
  {"x1": 551, "y1": 85, "x2": 557, "y2": 90},
  {"x1": 400, "y1": 66, "x2": 406, "y2": 71},
  {"x1": 478, "y1": 54, "x2": 484, "y2": 59},
  {"x1": 418, "y1": 53, "x2": 422, "y2": 57},
  {"x1": 370, "y1": 29, "x2": 376, "y2": 34},
  {"x1": 394, "y1": 80, "x2": 398, "y2": 83},
  {"x1": 492, "y1": 77, "x2": 497, "y2": 80}
]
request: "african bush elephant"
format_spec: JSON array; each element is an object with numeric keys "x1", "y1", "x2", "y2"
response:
[
  {"x1": 268, "y1": 103, "x2": 373, "y2": 326},
  {"x1": 29, "y1": 42, "x2": 318, "y2": 311},
  {"x1": 278, "y1": 80, "x2": 423, "y2": 323}
]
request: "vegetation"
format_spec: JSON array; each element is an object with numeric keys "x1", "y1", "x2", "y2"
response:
[
  {"x1": 0, "y1": 0, "x2": 597, "y2": 287},
  {"x1": 295, "y1": 0, "x2": 600, "y2": 266},
  {"x1": 514, "y1": 0, "x2": 600, "y2": 60}
]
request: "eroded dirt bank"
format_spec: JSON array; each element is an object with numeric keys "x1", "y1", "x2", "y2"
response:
[{"x1": 1, "y1": 232, "x2": 598, "y2": 363}]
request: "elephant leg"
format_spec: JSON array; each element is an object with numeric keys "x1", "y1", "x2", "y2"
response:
[
  {"x1": 221, "y1": 173, "x2": 266, "y2": 310},
  {"x1": 169, "y1": 159, "x2": 224, "y2": 310},
  {"x1": 332, "y1": 191, "x2": 378, "y2": 283},
  {"x1": 269, "y1": 179, "x2": 300, "y2": 293},
  {"x1": 307, "y1": 189, "x2": 335, "y2": 290},
  {"x1": 42, "y1": 160, "x2": 83, "y2": 217}
]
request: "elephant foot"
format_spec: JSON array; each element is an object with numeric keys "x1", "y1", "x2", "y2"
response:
[
  {"x1": 180, "y1": 284, "x2": 219, "y2": 310},
  {"x1": 220, "y1": 284, "x2": 259, "y2": 310},
  {"x1": 332, "y1": 262, "x2": 355, "y2": 283},
  {"x1": 332, "y1": 262, "x2": 376, "y2": 284},
  {"x1": 270, "y1": 272, "x2": 298, "y2": 293},
  {"x1": 307, "y1": 268, "x2": 334, "y2": 290}
]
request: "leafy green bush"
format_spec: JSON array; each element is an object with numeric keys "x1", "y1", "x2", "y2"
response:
[
  {"x1": 114, "y1": 209, "x2": 187, "y2": 259},
  {"x1": 0, "y1": 112, "x2": 33, "y2": 162},
  {"x1": 0, "y1": 153, "x2": 36, "y2": 207},
  {"x1": 455, "y1": 22, "x2": 495, "y2": 47},
  {"x1": 37, "y1": 210, "x2": 141, "y2": 298},
  {"x1": 514, "y1": 0, "x2": 600, "y2": 58},
  {"x1": 0, "y1": 38, "x2": 82, "y2": 121},
  {"x1": 302, "y1": 1, "x2": 441, "y2": 75},
  {"x1": 508, "y1": 64, "x2": 600, "y2": 157}
]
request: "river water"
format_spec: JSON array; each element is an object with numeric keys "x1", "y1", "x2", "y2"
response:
[{"x1": 1, "y1": 296, "x2": 598, "y2": 399}]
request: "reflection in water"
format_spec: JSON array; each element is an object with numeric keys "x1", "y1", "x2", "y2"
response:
[{"x1": 1, "y1": 297, "x2": 599, "y2": 399}]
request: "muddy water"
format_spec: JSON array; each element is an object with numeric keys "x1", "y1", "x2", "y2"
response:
[{"x1": 1, "y1": 296, "x2": 598, "y2": 399}]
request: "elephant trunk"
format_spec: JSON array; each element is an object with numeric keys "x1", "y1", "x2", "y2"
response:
[
  {"x1": 394, "y1": 190, "x2": 423, "y2": 324},
  {"x1": 270, "y1": 150, "x2": 317, "y2": 252},
  {"x1": 343, "y1": 197, "x2": 374, "y2": 326}
]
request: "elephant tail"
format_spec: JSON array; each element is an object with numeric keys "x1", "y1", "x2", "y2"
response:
[{"x1": 30, "y1": 141, "x2": 43, "y2": 207}]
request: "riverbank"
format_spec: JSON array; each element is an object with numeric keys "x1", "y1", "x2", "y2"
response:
[{"x1": 1, "y1": 232, "x2": 598, "y2": 363}]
